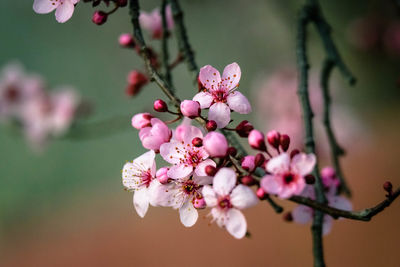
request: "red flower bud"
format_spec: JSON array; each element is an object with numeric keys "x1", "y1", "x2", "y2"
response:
[
  {"x1": 235, "y1": 120, "x2": 254, "y2": 138},
  {"x1": 241, "y1": 175, "x2": 256, "y2": 186},
  {"x1": 206, "y1": 120, "x2": 217, "y2": 132},
  {"x1": 92, "y1": 11, "x2": 108, "y2": 25},
  {"x1": 267, "y1": 130, "x2": 281, "y2": 149},
  {"x1": 192, "y1": 137, "x2": 203, "y2": 147},
  {"x1": 205, "y1": 165, "x2": 217, "y2": 176},
  {"x1": 153, "y1": 99, "x2": 168, "y2": 112},
  {"x1": 280, "y1": 134, "x2": 290, "y2": 152}
]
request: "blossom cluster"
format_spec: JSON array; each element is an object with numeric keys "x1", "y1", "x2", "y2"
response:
[{"x1": 0, "y1": 62, "x2": 81, "y2": 150}]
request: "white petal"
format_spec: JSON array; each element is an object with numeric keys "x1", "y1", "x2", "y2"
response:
[
  {"x1": 291, "y1": 153, "x2": 316, "y2": 176},
  {"x1": 260, "y1": 175, "x2": 282, "y2": 195},
  {"x1": 213, "y1": 168, "x2": 237, "y2": 196},
  {"x1": 226, "y1": 208, "x2": 247, "y2": 239},
  {"x1": 292, "y1": 205, "x2": 313, "y2": 224},
  {"x1": 133, "y1": 188, "x2": 149, "y2": 218},
  {"x1": 33, "y1": 0, "x2": 59, "y2": 14},
  {"x1": 55, "y1": 0, "x2": 75, "y2": 23},
  {"x1": 148, "y1": 181, "x2": 176, "y2": 207},
  {"x1": 193, "y1": 92, "x2": 213, "y2": 109},
  {"x1": 179, "y1": 201, "x2": 198, "y2": 227},
  {"x1": 167, "y1": 164, "x2": 193, "y2": 179},
  {"x1": 226, "y1": 91, "x2": 251, "y2": 114},
  {"x1": 230, "y1": 184, "x2": 258, "y2": 209},
  {"x1": 122, "y1": 162, "x2": 140, "y2": 190},
  {"x1": 202, "y1": 185, "x2": 217, "y2": 207},
  {"x1": 133, "y1": 150, "x2": 156, "y2": 171},
  {"x1": 208, "y1": 102, "x2": 231, "y2": 128},
  {"x1": 266, "y1": 153, "x2": 290, "y2": 174},
  {"x1": 194, "y1": 158, "x2": 216, "y2": 177},
  {"x1": 160, "y1": 141, "x2": 184, "y2": 164}
]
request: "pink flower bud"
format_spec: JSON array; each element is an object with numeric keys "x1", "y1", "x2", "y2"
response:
[
  {"x1": 280, "y1": 134, "x2": 290, "y2": 152},
  {"x1": 119, "y1": 33, "x2": 135, "y2": 48},
  {"x1": 255, "y1": 153, "x2": 265, "y2": 167},
  {"x1": 383, "y1": 181, "x2": 393, "y2": 195},
  {"x1": 92, "y1": 11, "x2": 108, "y2": 25},
  {"x1": 205, "y1": 165, "x2": 217, "y2": 176},
  {"x1": 156, "y1": 167, "x2": 169, "y2": 184},
  {"x1": 193, "y1": 197, "x2": 206, "y2": 209},
  {"x1": 131, "y1": 113, "x2": 153, "y2": 129},
  {"x1": 241, "y1": 155, "x2": 256, "y2": 172},
  {"x1": 267, "y1": 130, "x2": 281, "y2": 149},
  {"x1": 240, "y1": 175, "x2": 256, "y2": 186},
  {"x1": 126, "y1": 70, "x2": 148, "y2": 97},
  {"x1": 256, "y1": 188, "x2": 267, "y2": 200},
  {"x1": 203, "y1": 132, "x2": 228, "y2": 157},
  {"x1": 192, "y1": 137, "x2": 203, "y2": 147},
  {"x1": 248, "y1": 130, "x2": 266, "y2": 151},
  {"x1": 180, "y1": 100, "x2": 200, "y2": 119},
  {"x1": 206, "y1": 120, "x2": 217, "y2": 132},
  {"x1": 290, "y1": 149, "x2": 300, "y2": 158},
  {"x1": 227, "y1": 147, "x2": 237, "y2": 157},
  {"x1": 154, "y1": 99, "x2": 168, "y2": 112},
  {"x1": 283, "y1": 212, "x2": 293, "y2": 222},
  {"x1": 236, "y1": 120, "x2": 254, "y2": 138}
]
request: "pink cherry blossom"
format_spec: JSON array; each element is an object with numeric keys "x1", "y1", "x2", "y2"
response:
[
  {"x1": 122, "y1": 150, "x2": 157, "y2": 218},
  {"x1": 33, "y1": 0, "x2": 80, "y2": 23},
  {"x1": 260, "y1": 152, "x2": 316, "y2": 199},
  {"x1": 131, "y1": 113, "x2": 153, "y2": 130},
  {"x1": 202, "y1": 131, "x2": 228, "y2": 158},
  {"x1": 150, "y1": 174, "x2": 212, "y2": 227},
  {"x1": 193, "y1": 63, "x2": 251, "y2": 128},
  {"x1": 139, "y1": 5, "x2": 174, "y2": 39},
  {"x1": 160, "y1": 125, "x2": 216, "y2": 179},
  {"x1": 139, "y1": 118, "x2": 171, "y2": 151},
  {"x1": 202, "y1": 168, "x2": 258, "y2": 239}
]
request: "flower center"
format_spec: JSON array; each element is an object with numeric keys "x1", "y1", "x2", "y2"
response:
[
  {"x1": 218, "y1": 196, "x2": 232, "y2": 210},
  {"x1": 141, "y1": 170, "x2": 153, "y2": 187},
  {"x1": 283, "y1": 173, "x2": 295, "y2": 185},
  {"x1": 212, "y1": 90, "x2": 227, "y2": 103},
  {"x1": 182, "y1": 180, "x2": 199, "y2": 195},
  {"x1": 4, "y1": 86, "x2": 20, "y2": 102}
]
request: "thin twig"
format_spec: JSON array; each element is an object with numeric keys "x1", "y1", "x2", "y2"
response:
[{"x1": 161, "y1": 0, "x2": 173, "y2": 89}]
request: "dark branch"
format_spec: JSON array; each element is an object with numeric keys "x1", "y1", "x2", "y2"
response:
[{"x1": 161, "y1": 0, "x2": 173, "y2": 90}]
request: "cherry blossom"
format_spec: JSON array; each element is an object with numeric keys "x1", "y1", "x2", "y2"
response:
[
  {"x1": 193, "y1": 63, "x2": 251, "y2": 128},
  {"x1": 138, "y1": 118, "x2": 171, "y2": 151},
  {"x1": 131, "y1": 113, "x2": 153, "y2": 130},
  {"x1": 160, "y1": 125, "x2": 216, "y2": 179},
  {"x1": 33, "y1": 0, "x2": 80, "y2": 23},
  {"x1": 139, "y1": 5, "x2": 174, "y2": 39},
  {"x1": 260, "y1": 152, "x2": 316, "y2": 199},
  {"x1": 122, "y1": 150, "x2": 158, "y2": 218},
  {"x1": 202, "y1": 168, "x2": 258, "y2": 239}
]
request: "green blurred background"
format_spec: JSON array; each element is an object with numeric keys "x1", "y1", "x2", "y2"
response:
[{"x1": 0, "y1": 0, "x2": 399, "y2": 266}]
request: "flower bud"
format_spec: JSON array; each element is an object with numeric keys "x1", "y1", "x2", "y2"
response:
[
  {"x1": 283, "y1": 212, "x2": 293, "y2": 222},
  {"x1": 203, "y1": 132, "x2": 228, "y2": 157},
  {"x1": 241, "y1": 175, "x2": 256, "y2": 186},
  {"x1": 254, "y1": 153, "x2": 265, "y2": 167},
  {"x1": 290, "y1": 149, "x2": 300, "y2": 158},
  {"x1": 153, "y1": 99, "x2": 168, "y2": 112},
  {"x1": 115, "y1": 0, "x2": 128, "y2": 6},
  {"x1": 227, "y1": 147, "x2": 237, "y2": 157},
  {"x1": 206, "y1": 120, "x2": 217, "y2": 132},
  {"x1": 126, "y1": 70, "x2": 148, "y2": 96},
  {"x1": 92, "y1": 11, "x2": 108, "y2": 25},
  {"x1": 131, "y1": 113, "x2": 153, "y2": 129},
  {"x1": 197, "y1": 76, "x2": 205, "y2": 91},
  {"x1": 383, "y1": 181, "x2": 393, "y2": 195},
  {"x1": 156, "y1": 167, "x2": 169, "y2": 184},
  {"x1": 256, "y1": 187, "x2": 267, "y2": 200},
  {"x1": 267, "y1": 130, "x2": 281, "y2": 149},
  {"x1": 119, "y1": 33, "x2": 135, "y2": 48},
  {"x1": 280, "y1": 134, "x2": 290, "y2": 152},
  {"x1": 192, "y1": 137, "x2": 203, "y2": 147},
  {"x1": 180, "y1": 100, "x2": 200, "y2": 119},
  {"x1": 248, "y1": 130, "x2": 266, "y2": 151},
  {"x1": 236, "y1": 120, "x2": 254, "y2": 138},
  {"x1": 205, "y1": 165, "x2": 217, "y2": 176},
  {"x1": 241, "y1": 155, "x2": 256, "y2": 172},
  {"x1": 193, "y1": 197, "x2": 206, "y2": 209},
  {"x1": 305, "y1": 174, "x2": 315, "y2": 184}
]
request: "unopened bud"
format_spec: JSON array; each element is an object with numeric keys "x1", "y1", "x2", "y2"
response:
[
  {"x1": 153, "y1": 99, "x2": 168, "y2": 112},
  {"x1": 280, "y1": 134, "x2": 290, "y2": 152},
  {"x1": 206, "y1": 120, "x2": 217, "y2": 132},
  {"x1": 254, "y1": 153, "x2": 265, "y2": 167},
  {"x1": 383, "y1": 181, "x2": 393, "y2": 195},
  {"x1": 248, "y1": 130, "x2": 266, "y2": 151},
  {"x1": 205, "y1": 165, "x2": 217, "y2": 176},
  {"x1": 227, "y1": 147, "x2": 237, "y2": 157},
  {"x1": 236, "y1": 120, "x2": 254, "y2": 138},
  {"x1": 305, "y1": 174, "x2": 315, "y2": 184},
  {"x1": 256, "y1": 187, "x2": 267, "y2": 200},
  {"x1": 241, "y1": 175, "x2": 256, "y2": 186},
  {"x1": 241, "y1": 155, "x2": 256, "y2": 172},
  {"x1": 119, "y1": 33, "x2": 135, "y2": 48},
  {"x1": 192, "y1": 137, "x2": 203, "y2": 147},
  {"x1": 283, "y1": 212, "x2": 293, "y2": 222},
  {"x1": 92, "y1": 11, "x2": 108, "y2": 25},
  {"x1": 267, "y1": 130, "x2": 281, "y2": 149},
  {"x1": 290, "y1": 149, "x2": 300, "y2": 158},
  {"x1": 156, "y1": 167, "x2": 169, "y2": 184}
]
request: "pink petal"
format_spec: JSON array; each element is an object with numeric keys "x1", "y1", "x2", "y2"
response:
[
  {"x1": 148, "y1": 181, "x2": 175, "y2": 207},
  {"x1": 166, "y1": 5, "x2": 174, "y2": 29},
  {"x1": 230, "y1": 184, "x2": 258, "y2": 209},
  {"x1": 167, "y1": 164, "x2": 193, "y2": 179},
  {"x1": 226, "y1": 91, "x2": 251, "y2": 114},
  {"x1": 193, "y1": 92, "x2": 213, "y2": 109},
  {"x1": 192, "y1": 173, "x2": 213, "y2": 185},
  {"x1": 221, "y1": 62, "x2": 241, "y2": 91},
  {"x1": 199, "y1": 65, "x2": 221, "y2": 91},
  {"x1": 33, "y1": 0, "x2": 59, "y2": 14},
  {"x1": 133, "y1": 188, "x2": 150, "y2": 218},
  {"x1": 182, "y1": 125, "x2": 203, "y2": 144},
  {"x1": 226, "y1": 208, "x2": 247, "y2": 239},
  {"x1": 202, "y1": 185, "x2": 217, "y2": 207},
  {"x1": 260, "y1": 174, "x2": 282, "y2": 195},
  {"x1": 55, "y1": 0, "x2": 75, "y2": 23},
  {"x1": 292, "y1": 205, "x2": 313, "y2": 224},
  {"x1": 266, "y1": 153, "x2": 290, "y2": 174},
  {"x1": 195, "y1": 158, "x2": 216, "y2": 177},
  {"x1": 159, "y1": 141, "x2": 184, "y2": 164},
  {"x1": 208, "y1": 102, "x2": 231, "y2": 128},
  {"x1": 213, "y1": 168, "x2": 236, "y2": 196},
  {"x1": 179, "y1": 201, "x2": 198, "y2": 227},
  {"x1": 291, "y1": 153, "x2": 316, "y2": 176}
]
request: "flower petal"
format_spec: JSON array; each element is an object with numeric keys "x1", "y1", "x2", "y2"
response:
[
  {"x1": 55, "y1": 0, "x2": 75, "y2": 23},
  {"x1": 230, "y1": 184, "x2": 258, "y2": 209},
  {"x1": 179, "y1": 201, "x2": 198, "y2": 227},
  {"x1": 322, "y1": 215, "x2": 333, "y2": 235},
  {"x1": 195, "y1": 158, "x2": 216, "y2": 177},
  {"x1": 199, "y1": 65, "x2": 221, "y2": 91},
  {"x1": 221, "y1": 62, "x2": 241, "y2": 91},
  {"x1": 226, "y1": 91, "x2": 251, "y2": 114},
  {"x1": 133, "y1": 150, "x2": 156, "y2": 171},
  {"x1": 260, "y1": 174, "x2": 282, "y2": 195},
  {"x1": 330, "y1": 196, "x2": 352, "y2": 211},
  {"x1": 208, "y1": 102, "x2": 231, "y2": 129},
  {"x1": 226, "y1": 208, "x2": 247, "y2": 239},
  {"x1": 182, "y1": 125, "x2": 203, "y2": 144},
  {"x1": 193, "y1": 92, "x2": 213, "y2": 109},
  {"x1": 292, "y1": 205, "x2": 313, "y2": 224},
  {"x1": 33, "y1": 0, "x2": 59, "y2": 14},
  {"x1": 133, "y1": 188, "x2": 149, "y2": 218},
  {"x1": 202, "y1": 185, "x2": 217, "y2": 207},
  {"x1": 167, "y1": 164, "x2": 193, "y2": 179},
  {"x1": 291, "y1": 153, "x2": 316, "y2": 176},
  {"x1": 160, "y1": 141, "x2": 184, "y2": 164},
  {"x1": 213, "y1": 168, "x2": 237, "y2": 196},
  {"x1": 266, "y1": 153, "x2": 290, "y2": 174}
]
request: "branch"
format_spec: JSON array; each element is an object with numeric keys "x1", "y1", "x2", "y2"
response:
[
  {"x1": 161, "y1": 0, "x2": 173, "y2": 90},
  {"x1": 320, "y1": 59, "x2": 351, "y2": 196},
  {"x1": 290, "y1": 187, "x2": 400, "y2": 221}
]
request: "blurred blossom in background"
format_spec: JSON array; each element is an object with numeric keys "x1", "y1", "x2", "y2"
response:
[{"x1": 0, "y1": 0, "x2": 399, "y2": 266}]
